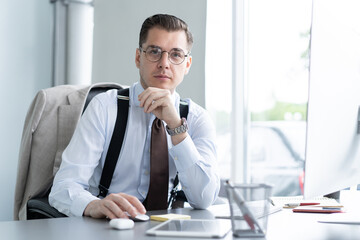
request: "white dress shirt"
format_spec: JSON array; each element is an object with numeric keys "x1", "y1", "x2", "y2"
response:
[{"x1": 49, "y1": 82, "x2": 220, "y2": 217}]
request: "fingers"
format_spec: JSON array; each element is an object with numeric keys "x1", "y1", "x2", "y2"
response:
[
  {"x1": 138, "y1": 87, "x2": 171, "y2": 113},
  {"x1": 84, "y1": 193, "x2": 146, "y2": 219},
  {"x1": 101, "y1": 200, "x2": 128, "y2": 219},
  {"x1": 145, "y1": 97, "x2": 166, "y2": 113},
  {"x1": 122, "y1": 193, "x2": 147, "y2": 215},
  {"x1": 138, "y1": 87, "x2": 179, "y2": 125},
  {"x1": 114, "y1": 193, "x2": 146, "y2": 217}
]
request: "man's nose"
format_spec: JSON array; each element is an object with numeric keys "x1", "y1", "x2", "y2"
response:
[{"x1": 157, "y1": 52, "x2": 170, "y2": 68}]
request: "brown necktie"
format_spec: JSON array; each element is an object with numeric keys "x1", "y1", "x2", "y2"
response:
[{"x1": 143, "y1": 118, "x2": 169, "y2": 210}]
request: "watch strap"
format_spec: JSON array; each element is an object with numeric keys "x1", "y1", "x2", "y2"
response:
[{"x1": 166, "y1": 118, "x2": 188, "y2": 136}]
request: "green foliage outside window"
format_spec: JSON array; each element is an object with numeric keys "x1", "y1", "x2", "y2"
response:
[{"x1": 251, "y1": 102, "x2": 307, "y2": 121}]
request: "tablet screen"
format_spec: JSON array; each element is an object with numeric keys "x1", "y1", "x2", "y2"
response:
[{"x1": 146, "y1": 219, "x2": 231, "y2": 238}]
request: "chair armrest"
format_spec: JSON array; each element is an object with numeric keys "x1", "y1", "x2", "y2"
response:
[{"x1": 27, "y1": 197, "x2": 67, "y2": 219}]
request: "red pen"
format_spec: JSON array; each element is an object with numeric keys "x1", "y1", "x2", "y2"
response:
[{"x1": 299, "y1": 202, "x2": 320, "y2": 206}]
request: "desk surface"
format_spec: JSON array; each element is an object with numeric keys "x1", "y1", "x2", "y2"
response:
[{"x1": 2, "y1": 205, "x2": 360, "y2": 240}]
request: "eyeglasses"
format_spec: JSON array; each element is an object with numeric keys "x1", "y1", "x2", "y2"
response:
[{"x1": 139, "y1": 46, "x2": 190, "y2": 65}]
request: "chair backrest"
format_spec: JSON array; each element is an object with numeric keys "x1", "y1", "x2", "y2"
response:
[{"x1": 14, "y1": 83, "x2": 122, "y2": 220}]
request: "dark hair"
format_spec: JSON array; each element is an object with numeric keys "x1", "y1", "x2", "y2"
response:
[{"x1": 139, "y1": 14, "x2": 193, "y2": 51}]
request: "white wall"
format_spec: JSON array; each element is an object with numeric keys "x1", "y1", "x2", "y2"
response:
[
  {"x1": 0, "y1": 0, "x2": 53, "y2": 221},
  {"x1": 92, "y1": 0, "x2": 207, "y2": 106}
]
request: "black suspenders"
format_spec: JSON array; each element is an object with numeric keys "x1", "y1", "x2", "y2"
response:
[{"x1": 98, "y1": 88, "x2": 129, "y2": 197}]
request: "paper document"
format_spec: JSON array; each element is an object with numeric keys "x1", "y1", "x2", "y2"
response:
[
  {"x1": 270, "y1": 196, "x2": 343, "y2": 208},
  {"x1": 318, "y1": 213, "x2": 360, "y2": 224},
  {"x1": 150, "y1": 213, "x2": 191, "y2": 222}
]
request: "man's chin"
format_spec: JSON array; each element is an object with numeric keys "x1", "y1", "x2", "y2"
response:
[
  {"x1": 140, "y1": 79, "x2": 175, "y2": 92},
  {"x1": 151, "y1": 82, "x2": 172, "y2": 90}
]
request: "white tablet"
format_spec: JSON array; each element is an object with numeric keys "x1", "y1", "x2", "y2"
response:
[{"x1": 146, "y1": 219, "x2": 232, "y2": 238}]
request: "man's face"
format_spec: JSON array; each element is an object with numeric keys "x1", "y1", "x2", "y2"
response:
[{"x1": 135, "y1": 27, "x2": 192, "y2": 93}]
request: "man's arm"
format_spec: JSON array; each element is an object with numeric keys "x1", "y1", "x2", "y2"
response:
[
  {"x1": 169, "y1": 110, "x2": 220, "y2": 209},
  {"x1": 49, "y1": 92, "x2": 145, "y2": 218},
  {"x1": 138, "y1": 87, "x2": 220, "y2": 209}
]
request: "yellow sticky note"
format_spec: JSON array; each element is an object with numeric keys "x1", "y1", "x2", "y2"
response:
[{"x1": 150, "y1": 213, "x2": 191, "y2": 222}]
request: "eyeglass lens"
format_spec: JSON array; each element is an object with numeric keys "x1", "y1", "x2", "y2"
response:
[{"x1": 144, "y1": 47, "x2": 186, "y2": 65}]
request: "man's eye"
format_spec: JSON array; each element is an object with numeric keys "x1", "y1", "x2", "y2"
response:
[
  {"x1": 149, "y1": 48, "x2": 161, "y2": 55},
  {"x1": 171, "y1": 51, "x2": 183, "y2": 58}
]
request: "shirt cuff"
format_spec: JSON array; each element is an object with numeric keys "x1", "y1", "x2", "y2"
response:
[
  {"x1": 70, "y1": 193, "x2": 99, "y2": 217},
  {"x1": 169, "y1": 135, "x2": 201, "y2": 172}
]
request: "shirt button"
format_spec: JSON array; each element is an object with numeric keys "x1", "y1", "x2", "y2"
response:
[
  {"x1": 144, "y1": 170, "x2": 149, "y2": 175},
  {"x1": 174, "y1": 156, "x2": 178, "y2": 161}
]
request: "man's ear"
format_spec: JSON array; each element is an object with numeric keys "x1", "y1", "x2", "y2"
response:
[
  {"x1": 184, "y1": 55, "x2": 192, "y2": 75},
  {"x1": 135, "y1": 48, "x2": 141, "y2": 69}
]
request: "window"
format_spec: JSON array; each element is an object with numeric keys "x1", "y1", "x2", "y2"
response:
[
  {"x1": 206, "y1": 0, "x2": 312, "y2": 196},
  {"x1": 206, "y1": 0, "x2": 233, "y2": 179}
]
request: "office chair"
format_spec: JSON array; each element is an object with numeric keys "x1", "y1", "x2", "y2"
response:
[{"x1": 14, "y1": 83, "x2": 123, "y2": 220}]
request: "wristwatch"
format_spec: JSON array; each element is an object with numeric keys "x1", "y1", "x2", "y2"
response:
[{"x1": 166, "y1": 118, "x2": 188, "y2": 136}]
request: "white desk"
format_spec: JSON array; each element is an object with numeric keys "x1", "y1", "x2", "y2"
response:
[{"x1": 2, "y1": 206, "x2": 360, "y2": 240}]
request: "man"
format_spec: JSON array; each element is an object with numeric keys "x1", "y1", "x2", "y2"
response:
[{"x1": 49, "y1": 14, "x2": 220, "y2": 219}]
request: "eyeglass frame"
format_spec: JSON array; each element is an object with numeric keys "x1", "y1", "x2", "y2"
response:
[{"x1": 139, "y1": 45, "x2": 191, "y2": 65}]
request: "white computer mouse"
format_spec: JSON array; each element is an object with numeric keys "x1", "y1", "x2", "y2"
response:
[
  {"x1": 125, "y1": 212, "x2": 150, "y2": 222},
  {"x1": 132, "y1": 214, "x2": 150, "y2": 222},
  {"x1": 109, "y1": 218, "x2": 134, "y2": 230}
]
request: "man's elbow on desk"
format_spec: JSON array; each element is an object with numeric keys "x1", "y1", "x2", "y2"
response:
[
  {"x1": 186, "y1": 185, "x2": 220, "y2": 209},
  {"x1": 189, "y1": 202, "x2": 212, "y2": 210},
  {"x1": 188, "y1": 195, "x2": 218, "y2": 210}
]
